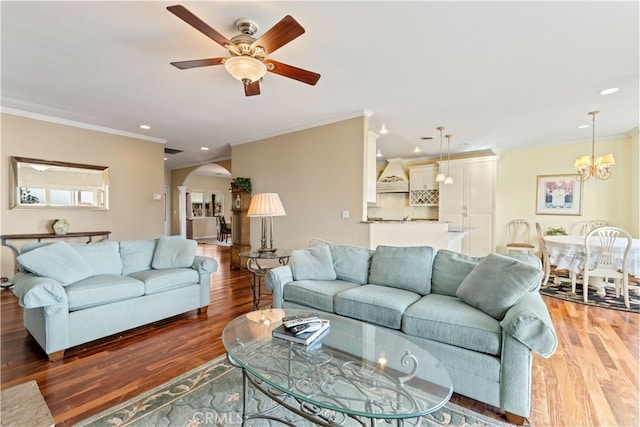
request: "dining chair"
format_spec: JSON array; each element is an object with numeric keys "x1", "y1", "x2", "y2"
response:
[
  {"x1": 218, "y1": 216, "x2": 231, "y2": 242},
  {"x1": 506, "y1": 219, "x2": 536, "y2": 254},
  {"x1": 582, "y1": 226, "x2": 633, "y2": 307},
  {"x1": 570, "y1": 221, "x2": 593, "y2": 236},
  {"x1": 590, "y1": 220, "x2": 610, "y2": 229},
  {"x1": 536, "y1": 222, "x2": 574, "y2": 287}
]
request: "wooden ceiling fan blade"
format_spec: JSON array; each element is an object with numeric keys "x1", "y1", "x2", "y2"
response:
[
  {"x1": 244, "y1": 81, "x2": 261, "y2": 96},
  {"x1": 264, "y1": 60, "x2": 321, "y2": 86},
  {"x1": 167, "y1": 5, "x2": 232, "y2": 48},
  {"x1": 170, "y1": 58, "x2": 225, "y2": 69},
  {"x1": 251, "y1": 15, "x2": 305, "y2": 55}
]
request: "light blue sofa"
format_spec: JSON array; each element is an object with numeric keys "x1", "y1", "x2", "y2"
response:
[
  {"x1": 266, "y1": 243, "x2": 557, "y2": 424},
  {"x1": 11, "y1": 236, "x2": 217, "y2": 361}
]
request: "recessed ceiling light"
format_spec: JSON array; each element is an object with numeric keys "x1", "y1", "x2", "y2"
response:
[
  {"x1": 200, "y1": 147, "x2": 210, "y2": 151},
  {"x1": 163, "y1": 157, "x2": 168, "y2": 161},
  {"x1": 600, "y1": 87, "x2": 619, "y2": 95},
  {"x1": 577, "y1": 124, "x2": 589, "y2": 129},
  {"x1": 139, "y1": 124, "x2": 151, "y2": 130},
  {"x1": 414, "y1": 146, "x2": 421, "y2": 153}
]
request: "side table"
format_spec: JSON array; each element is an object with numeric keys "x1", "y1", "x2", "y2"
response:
[{"x1": 239, "y1": 250, "x2": 290, "y2": 309}]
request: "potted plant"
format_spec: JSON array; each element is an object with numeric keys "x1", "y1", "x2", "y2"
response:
[
  {"x1": 230, "y1": 177, "x2": 251, "y2": 193},
  {"x1": 546, "y1": 226, "x2": 568, "y2": 236}
]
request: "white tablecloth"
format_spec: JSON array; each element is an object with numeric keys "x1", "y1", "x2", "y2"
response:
[{"x1": 544, "y1": 235, "x2": 640, "y2": 277}]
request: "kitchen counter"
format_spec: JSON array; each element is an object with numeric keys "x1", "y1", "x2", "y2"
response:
[{"x1": 365, "y1": 221, "x2": 473, "y2": 251}]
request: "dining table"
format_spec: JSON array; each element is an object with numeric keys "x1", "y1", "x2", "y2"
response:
[{"x1": 543, "y1": 234, "x2": 640, "y2": 296}]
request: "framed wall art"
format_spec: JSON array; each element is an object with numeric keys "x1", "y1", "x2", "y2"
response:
[{"x1": 535, "y1": 174, "x2": 583, "y2": 215}]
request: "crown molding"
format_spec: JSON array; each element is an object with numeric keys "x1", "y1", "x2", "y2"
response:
[{"x1": 1, "y1": 107, "x2": 167, "y2": 144}]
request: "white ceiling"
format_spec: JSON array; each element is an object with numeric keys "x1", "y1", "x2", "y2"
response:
[{"x1": 2, "y1": 1, "x2": 638, "y2": 172}]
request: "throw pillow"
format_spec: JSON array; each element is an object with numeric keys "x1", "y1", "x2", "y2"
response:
[
  {"x1": 291, "y1": 245, "x2": 336, "y2": 281},
  {"x1": 368, "y1": 246, "x2": 434, "y2": 295},
  {"x1": 120, "y1": 239, "x2": 157, "y2": 275},
  {"x1": 151, "y1": 236, "x2": 198, "y2": 269},
  {"x1": 70, "y1": 242, "x2": 123, "y2": 275},
  {"x1": 431, "y1": 250, "x2": 484, "y2": 297},
  {"x1": 329, "y1": 244, "x2": 373, "y2": 285},
  {"x1": 16, "y1": 241, "x2": 93, "y2": 286},
  {"x1": 456, "y1": 253, "x2": 543, "y2": 320}
]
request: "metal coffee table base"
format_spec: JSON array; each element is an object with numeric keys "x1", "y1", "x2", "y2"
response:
[{"x1": 227, "y1": 353, "x2": 425, "y2": 427}]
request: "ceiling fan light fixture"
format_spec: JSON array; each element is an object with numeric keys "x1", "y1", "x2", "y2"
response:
[{"x1": 224, "y1": 56, "x2": 267, "y2": 84}]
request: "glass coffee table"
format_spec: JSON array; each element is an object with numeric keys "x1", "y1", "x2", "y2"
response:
[{"x1": 222, "y1": 309, "x2": 452, "y2": 426}]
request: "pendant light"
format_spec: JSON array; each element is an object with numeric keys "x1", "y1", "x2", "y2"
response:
[
  {"x1": 435, "y1": 126, "x2": 446, "y2": 182},
  {"x1": 574, "y1": 111, "x2": 615, "y2": 181},
  {"x1": 444, "y1": 134, "x2": 454, "y2": 185}
]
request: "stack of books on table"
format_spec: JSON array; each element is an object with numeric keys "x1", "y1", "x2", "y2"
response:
[{"x1": 272, "y1": 313, "x2": 330, "y2": 345}]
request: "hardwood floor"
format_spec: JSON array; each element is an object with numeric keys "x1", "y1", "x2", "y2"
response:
[{"x1": 1, "y1": 243, "x2": 638, "y2": 426}]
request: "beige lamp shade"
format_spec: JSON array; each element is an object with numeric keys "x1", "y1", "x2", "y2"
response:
[
  {"x1": 574, "y1": 155, "x2": 591, "y2": 169},
  {"x1": 596, "y1": 153, "x2": 616, "y2": 166},
  {"x1": 247, "y1": 193, "x2": 286, "y2": 217}
]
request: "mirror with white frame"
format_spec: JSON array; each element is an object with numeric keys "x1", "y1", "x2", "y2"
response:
[{"x1": 9, "y1": 156, "x2": 109, "y2": 210}]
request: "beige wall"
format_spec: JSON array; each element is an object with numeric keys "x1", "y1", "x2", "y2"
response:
[
  {"x1": 1, "y1": 113, "x2": 165, "y2": 277},
  {"x1": 496, "y1": 130, "x2": 639, "y2": 252},
  {"x1": 231, "y1": 116, "x2": 370, "y2": 250}
]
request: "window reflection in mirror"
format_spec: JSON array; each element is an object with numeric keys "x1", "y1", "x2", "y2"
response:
[{"x1": 9, "y1": 157, "x2": 109, "y2": 209}]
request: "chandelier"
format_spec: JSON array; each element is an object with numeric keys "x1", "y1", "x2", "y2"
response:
[{"x1": 574, "y1": 111, "x2": 615, "y2": 182}]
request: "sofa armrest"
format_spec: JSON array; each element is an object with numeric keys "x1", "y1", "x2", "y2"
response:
[
  {"x1": 500, "y1": 292, "x2": 558, "y2": 358},
  {"x1": 11, "y1": 272, "x2": 68, "y2": 308},
  {"x1": 265, "y1": 266, "x2": 294, "y2": 308},
  {"x1": 192, "y1": 256, "x2": 218, "y2": 274}
]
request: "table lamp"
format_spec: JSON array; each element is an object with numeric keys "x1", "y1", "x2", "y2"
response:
[{"x1": 247, "y1": 193, "x2": 286, "y2": 252}]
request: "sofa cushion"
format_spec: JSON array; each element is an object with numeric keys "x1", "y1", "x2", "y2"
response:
[
  {"x1": 16, "y1": 241, "x2": 93, "y2": 286},
  {"x1": 70, "y1": 242, "x2": 123, "y2": 275},
  {"x1": 152, "y1": 236, "x2": 197, "y2": 269},
  {"x1": 403, "y1": 294, "x2": 503, "y2": 356},
  {"x1": 456, "y1": 253, "x2": 543, "y2": 320},
  {"x1": 368, "y1": 246, "x2": 434, "y2": 295},
  {"x1": 431, "y1": 250, "x2": 483, "y2": 297},
  {"x1": 283, "y1": 279, "x2": 359, "y2": 312},
  {"x1": 65, "y1": 275, "x2": 145, "y2": 311},
  {"x1": 120, "y1": 239, "x2": 157, "y2": 275},
  {"x1": 328, "y1": 245, "x2": 373, "y2": 285},
  {"x1": 290, "y1": 245, "x2": 336, "y2": 281},
  {"x1": 129, "y1": 268, "x2": 200, "y2": 295},
  {"x1": 334, "y1": 284, "x2": 421, "y2": 329}
]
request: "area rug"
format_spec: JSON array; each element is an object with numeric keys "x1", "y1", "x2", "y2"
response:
[
  {"x1": 198, "y1": 238, "x2": 231, "y2": 247},
  {"x1": 75, "y1": 355, "x2": 512, "y2": 427},
  {"x1": 1, "y1": 380, "x2": 54, "y2": 427},
  {"x1": 540, "y1": 281, "x2": 639, "y2": 313}
]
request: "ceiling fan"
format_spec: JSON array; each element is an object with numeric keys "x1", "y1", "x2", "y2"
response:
[{"x1": 167, "y1": 5, "x2": 321, "y2": 96}]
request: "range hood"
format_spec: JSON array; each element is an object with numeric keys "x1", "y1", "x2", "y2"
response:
[{"x1": 376, "y1": 158, "x2": 409, "y2": 193}]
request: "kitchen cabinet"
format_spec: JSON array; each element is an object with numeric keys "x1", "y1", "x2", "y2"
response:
[
  {"x1": 438, "y1": 156, "x2": 498, "y2": 256},
  {"x1": 409, "y1": 165, "x2": 438, "y2": 206}
]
